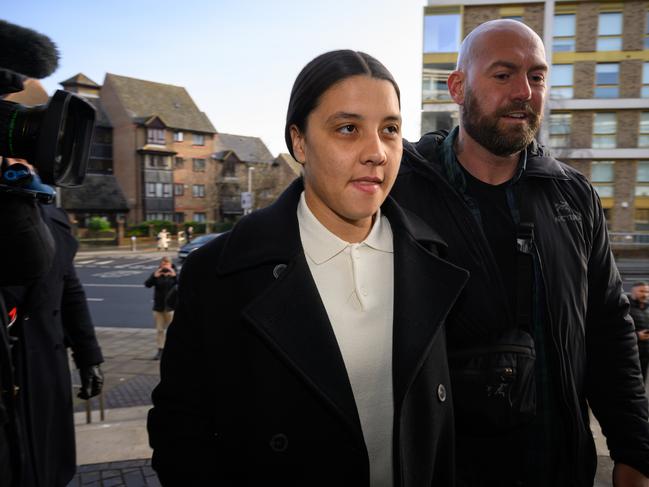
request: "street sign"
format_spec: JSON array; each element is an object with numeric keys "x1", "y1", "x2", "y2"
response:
[{"x1": 241, "y1": 191, "x2": 254, "y2": 210}]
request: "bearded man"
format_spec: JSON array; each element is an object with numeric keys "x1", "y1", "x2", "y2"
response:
[{"x1": 392, "y1": 19, "x2": 649, "y2": 487}]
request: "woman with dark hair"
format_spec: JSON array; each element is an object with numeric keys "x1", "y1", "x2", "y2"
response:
[{"x1": 148, "y1": 50, "x2": 468, "y2": 486}]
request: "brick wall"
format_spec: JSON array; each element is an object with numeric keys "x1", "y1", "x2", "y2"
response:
[
  {"x1": 463, "y1": 6, "x2": 499, "y2": 36},
  {"x1": 620, "y1": 60, "x2": 643, "y2": 98},
  {"x1": 618, "y1": 111, "x2": 640, "y2": 148},
  {"x1": 576, "y1": 2, "x2": 598, "y2": 52},
  {"x1": 571, "y1": 111, "x2": 593, "y2": 148},
  {"x1": 172, "y1": 134, "x2": 217, "y2": 221},
  {"x1": 523, "y1": 4, "x2": 544, "y2": 37},
  {"x1": 623, "y1": 1, "x2": 648, "y2": 51},
  {"x1": 574, "y1": 61, "x2": 595, "y2": 99},
  {"x1": 612, "y1": 160, "x2": 637, "y2": 232},
  {"x1": 101, "y1": 81, "x2": 141, "y2": 223}
]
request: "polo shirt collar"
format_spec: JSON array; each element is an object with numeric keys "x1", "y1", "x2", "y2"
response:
[{"x1": 297, "y1": 192, "x2": 393, "y2": 265}]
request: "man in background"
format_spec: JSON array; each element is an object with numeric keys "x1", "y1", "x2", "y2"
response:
[{"x1": 629, "y1": 282, "x2": 649, "y2": 383}]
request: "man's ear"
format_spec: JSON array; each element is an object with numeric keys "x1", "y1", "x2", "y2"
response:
[
  {"x1": 448, "y1": 70, "x2": 465, "y2": 105},
  {"x1": 289, "y1": 125, "x2": 306, "y2": 164}
]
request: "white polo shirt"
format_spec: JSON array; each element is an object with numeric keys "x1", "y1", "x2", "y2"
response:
[{"x1": 297, "y1": 192, "x2": 395, "y2": 487}]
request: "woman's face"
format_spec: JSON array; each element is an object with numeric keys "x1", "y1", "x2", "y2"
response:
[{"x1": 291, "y1": 75, "x2": 402, "y2": 239}]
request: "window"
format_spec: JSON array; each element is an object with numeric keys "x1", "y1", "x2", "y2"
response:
[
  {"x1": 174, "y1": 157, "x2": 185, "y2": 168},
  {"x1": 422, "y1": 63, "x2": 454, "y2": 102},
  {"x1": 146, "y1": 154, "x2": 170, "y2": 169},
  {"x1": 174, "y1": 212, "x2": 185, "y2": 224},
  {"x1": 597, "y1": 12, "x2": 623, "y2": 51},
  {"x1": 637, "y1": 161, "x2": 649, "y2": 197},
  {"x1": 192, "y1": 133, "x2": 205, "y2": 146},
  {"x1": 147, "y1": 128, "x2": 165, "y2": 145},
  {"x1": 192, "y1": 158, "x2": 206, "y2": 172},
  {"x1": 636, "y1": 209, "x2": 649, "y2": 232},
  {"x1": 146, "y1": 213, "x2": 172, "y2": 221},
  {"x1": 174, "y1": 183, "x2": 184, "y2": 196},
  {"x1": 594, "y1": 63, "x2": 619, "y2": 98},
  {"x1": 193, "y1": 212, "x2": 206, "y2": 223},
  {"x1": 591, "y1": 161, "x2": 615, "y2": 198},
  {"x1": 639, "y1": 113, "x2": 649, "y2": 148},
  {"x1": 223, "y1": 159, "x2": 236, "y2": 178},
  {"x1": 173, "y1": 131, "x2": 183, "y2": 142},
  {"x1": 643, "y1": 63, "x2": 649, "y2": 98},
  {"x1": 422, "y1": 111, "x2": 457, "y2": 135},
  {"x1": 192, "y1": 184, "x2": 205, "y2": 198},
  {"x1": 593, "y1": 113, "x2": 617, "y2": 148},
  {"x1": 550, "y1": 64, "x2": 573, "y2": 99},
  {"x1": 548, "y1": 113, "x2": 571, "y2": 148},
  {"x1": 553, "y1": 14, "x2": 576, "y2": 52},
  {"x1": 424, "y1": 13, "x2": 461, "y2": 53},
  {"x1": 645, "y1": 11, "x2": 649, "y2": 49},
  {"x1": 146, "y1": 183, "x2": 172, "y2": 198}
]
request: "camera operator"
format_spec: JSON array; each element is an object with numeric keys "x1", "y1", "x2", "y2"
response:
[{"x1": 0, "y1": 20, "x2": 101, "y2": 487}]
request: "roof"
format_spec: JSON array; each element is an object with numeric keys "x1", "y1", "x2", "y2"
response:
[
  {"x1": 60, "y1": 73, "x2": 100, "y2": 89},
  {"x1": 60, "y1": 174, "x2": 129, "y2": 212},
  {"x1": 83, "y1": 97, "x2": 112, "y2": 127},
  {"x1": 213, "y1": 133, "x2": 274, "y2": 164},
  {"x1": 104, "y1": 73, "x2": 216, "y2": 133},
  {"x1": 274, "y1": 153, "x2": 301, "y2": 176}
]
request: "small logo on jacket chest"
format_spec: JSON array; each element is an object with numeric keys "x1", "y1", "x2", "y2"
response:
[{"x1": 554, "y1": 201, "x2": 581, "y2": 223}]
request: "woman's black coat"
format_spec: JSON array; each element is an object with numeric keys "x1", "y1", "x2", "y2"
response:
[{"x1": 148, "y1": 179, "x2": 469, "y2": 486}]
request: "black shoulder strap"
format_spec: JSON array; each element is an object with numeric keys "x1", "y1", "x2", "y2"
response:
[{"x1": 515, "y1": 184, "x2": 535, "y2": 332}]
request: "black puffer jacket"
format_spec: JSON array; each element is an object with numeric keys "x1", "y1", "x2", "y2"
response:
[{"x1": 391, "y1": 129, "x2": 649, "y2": 485}]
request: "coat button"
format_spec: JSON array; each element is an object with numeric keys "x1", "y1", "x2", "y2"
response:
[
  {"x1": 437, "y1": 384, "x2": 447, "y2": 403},
  {"x1": 269, "y1": 433, "x2": 288, "y2": 452},
  {"x1": 273, "y1": 264, "x2": 287, "y2": 279}
]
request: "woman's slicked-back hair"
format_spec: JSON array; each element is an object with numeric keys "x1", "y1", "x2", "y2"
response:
[{"x1": 284, "y1": 50, "x2": 400, "y2": 159}]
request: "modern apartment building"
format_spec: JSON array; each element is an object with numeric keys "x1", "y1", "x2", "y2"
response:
[{"x1": 422, "y1": 0, "x2": 649, "y2": 234}]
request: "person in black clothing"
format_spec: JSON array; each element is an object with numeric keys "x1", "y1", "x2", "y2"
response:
[
  {"x1": 392, "y1": 19, "x2": 649, "y2": 487},
  {"x1": 0, "y1": 191, "x2": 55, "y2": 487},
  {"x1": 145, "y1": 257, "x2": 177, "y2": 360},
  {"x1": 629, "y1": 282, "x2": 649, "y2": 383}
]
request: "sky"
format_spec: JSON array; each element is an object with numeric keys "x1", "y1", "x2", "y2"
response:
[{"x1": 4, "y1": 0, "x2": 428, "y2": 156}]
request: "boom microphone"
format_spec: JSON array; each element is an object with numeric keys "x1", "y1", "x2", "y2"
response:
[{"x1": 0, "y1": 20, "x2": 59, "y2": 79}]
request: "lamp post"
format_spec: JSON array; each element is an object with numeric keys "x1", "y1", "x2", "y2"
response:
[{"x1": 245, "y1": 166, "x2": 255, "y2": 215}]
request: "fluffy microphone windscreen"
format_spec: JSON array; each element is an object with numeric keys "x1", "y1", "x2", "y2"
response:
[{"x1": 0, "y1": 20, "x2": 59, "y2": 79}]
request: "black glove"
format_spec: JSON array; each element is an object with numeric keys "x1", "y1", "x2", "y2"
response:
[{"x1": 78, "y1": 364, "x2": 104, "y2": 400}]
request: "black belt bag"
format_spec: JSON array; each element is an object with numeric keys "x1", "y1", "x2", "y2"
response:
[
  {"x1": 449, "y1": 328, "x2": 536, "y2": 436},
  {"x1": 450, "y1": 221, "x2": 538, "y2": 436}
]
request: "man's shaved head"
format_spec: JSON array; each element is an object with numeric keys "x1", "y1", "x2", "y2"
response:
[{"x1": 457, "y1": 19, "x2": 545, "y2": 71}]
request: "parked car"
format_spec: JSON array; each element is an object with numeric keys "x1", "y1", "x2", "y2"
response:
[{"x1": 177, "y1": 233, "x2": 222, "y2": 262}]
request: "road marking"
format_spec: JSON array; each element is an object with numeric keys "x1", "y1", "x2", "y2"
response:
[
  {"x1": 90, "y1": 270, "x2": 145, "y2": 278},
  {"x1": 93, "y1": 260, "x2": 114, "y2": 265},
  {"x1": 86, "y1": 298, "x2": 105, "y2": 301},
  {"x1": 76, "y1": 260, "x2": 97, "y2": 265},
  {"x1": 114, "y1": 257, "x2": 166, "y2": 269},
  {"x1": 83, "y1": 283, "x2": 143, "y2": 288}
]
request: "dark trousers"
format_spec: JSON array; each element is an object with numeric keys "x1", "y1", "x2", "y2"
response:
[{"x1": 640, "y1": 347, "x2": 649, "y2": 383}]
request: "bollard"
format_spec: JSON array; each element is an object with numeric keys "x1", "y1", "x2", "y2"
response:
[{"x1": 131, "y1": 235, "x2": 137, "y2": 252}]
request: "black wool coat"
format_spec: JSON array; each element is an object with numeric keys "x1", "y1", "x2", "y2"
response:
[
  {"x1": 148, "y1": 179, "x2": 469, "y2": 486},
  {"x1": 4, "y1": 205, "x2": 103, "y2": 487}
]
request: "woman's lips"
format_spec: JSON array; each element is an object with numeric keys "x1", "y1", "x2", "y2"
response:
[{"x1": 351, "y1": 177, "x2": 382, "y2": 194}]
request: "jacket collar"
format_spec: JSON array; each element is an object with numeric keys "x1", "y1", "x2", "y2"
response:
[
  {"x1": 216, "y1": 178, "x2": 448, "y2": 275},
  {"x1": 417, "y1": 126, "x2": 569, "y2": 193}
]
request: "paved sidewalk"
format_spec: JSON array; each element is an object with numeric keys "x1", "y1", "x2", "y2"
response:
[{"x1": 68, "y1": 327, "x2": 160, "y2": 486}]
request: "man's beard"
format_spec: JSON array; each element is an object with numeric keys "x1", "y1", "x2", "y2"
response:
[{"x1": 461, "y1": 86, "x2": 541, "y2": 157}]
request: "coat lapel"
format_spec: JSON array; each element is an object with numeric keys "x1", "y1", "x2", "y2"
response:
[
  {"x1": 385, "y1": 200, "x2": 469, "y2": 407},
  {"x1": 242, "y1": 252, "x2": 365, "y2": 450}
]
